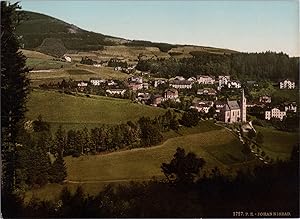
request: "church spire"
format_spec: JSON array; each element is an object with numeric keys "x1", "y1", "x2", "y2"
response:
[{"x1": 241, "y1": 88, "x2": 247, "y2": 122}]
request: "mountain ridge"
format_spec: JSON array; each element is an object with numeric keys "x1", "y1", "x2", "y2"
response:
[{"x1": 16, "y1": 10, "x2": 238, "y2": 57}]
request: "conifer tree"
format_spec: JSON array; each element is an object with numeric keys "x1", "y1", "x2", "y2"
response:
[
  {"x1": 51, "y1": 155, "x2": 67, "y2": 183},
  {"x1": 1, "y1": 1, "x2": 30, "y2": 192}
]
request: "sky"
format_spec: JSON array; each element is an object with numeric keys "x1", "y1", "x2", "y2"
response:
[{"x1": 18, "y1": 0, "x2": 299, "y2": 56}]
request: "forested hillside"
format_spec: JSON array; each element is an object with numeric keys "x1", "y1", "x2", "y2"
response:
[
  {"x1": 16, "y1": 11, "x2": 116, "y2": 56},
  {"x1": 136, "y1": 51, "x2": 299, "y2": 82}
]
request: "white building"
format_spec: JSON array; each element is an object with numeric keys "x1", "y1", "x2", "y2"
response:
[
  {"x1": 265, "y1": 108, "x2": 286, "y2": 121},
  {"x1": 190, "y1": 100, "x2": 214, "y2": 113},
  {"x1": 90, "y1": 78, "x2": 106, "y2": 86},
  {"x1": 107, "y1": 80, "x2": 118, "y2": 86},
  {"x1": 93, "y1": 63, "x2": 102, "y2": 68},
  {"x1": 284, "y1": 103, "x2": 297, "y2": 112},
  {"x1": 172, "y1": 76, "x2": 185, "y2": 81},
  {"x1": 227, "y1": 80, "x2": 241, "y2": 89},
  {"x1": 187, "y1": 77, "x2": 197, "y2": 82},
  {"x1": 169, "y1": 80, "x2": 193, "y2": 89},
  {"x1": 114, "y1": 66, "x2": 122, "y2": 71},
  {"x1": 77, "y1": 81, "x2": 88, "y2": 87},
  {"x1": 106, "y1": 89, "x2": 126, "y2": 95},
  {"x1": 154, "y1": 79, "x2": 167, "y2": 87},
  {"x1": 197, "y1": 88, "x2": 217, "y2": 96},
  {"x1": 279, "y1": 79, "x2": 296, "y2": 89},
  {"x1": 129, "y1": 76, "x2": 143, "y2": 84},
  {"x1": 197, "y1": 75, "x2": 215, "y2": 84},
  {"x1": 63, "y1": 55, "x2": 72, "y2": 62},
  {"x1": 218, "y1": 75, "x2": 231, "y2": 90}
]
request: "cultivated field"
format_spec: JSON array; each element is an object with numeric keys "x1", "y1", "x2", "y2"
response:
[
  {"x1": 26, "y1": 89, "x2": 166, "y2": 130},
  {"x1": 255, "y1": 126, "x2": 298, "y2": 160},
  {"x1": 28, "y1": 63, "x2": 129, "y2": 88}
]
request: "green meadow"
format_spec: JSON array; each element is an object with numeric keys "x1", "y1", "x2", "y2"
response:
[
  {"x1": 255, "y1": 126, "x2": 298, "y2": 160},
  {"x1": 26, "y1": 89, "x2": 166, "y2": 130},
  {"x1": 25, "y1": 126, "x2": 255, "y2": 202}
]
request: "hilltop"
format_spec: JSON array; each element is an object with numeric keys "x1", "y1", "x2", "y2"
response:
[{"x1": 16, "y1": 11, "x2": 237, "y2": 58}]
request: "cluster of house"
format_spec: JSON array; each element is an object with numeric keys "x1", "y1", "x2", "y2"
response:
[
  {"x1": 279, "y1": 79, "x2": 296, "y2": 89},
  {"x1": 246, "y1": 95, "x2": 297, "y2": 121},
  {"x1": 74, "y1": 72, "x2": 297, "y2": 123},
  {"x1": 77, "y1": 77, "x2": 124, "y2": 94},
  {"x1": 128, "y1": 76, "x2": 149, "y2": 90},
  {"x1": 165, "y1": 75, "x2": 242, "y2": 90},
  {"x1": 264, "y1": 102, "x2": 297, "y2": 121},
  {"x1": 190, "y1": 89, "x2": 247, "y2": 123}
]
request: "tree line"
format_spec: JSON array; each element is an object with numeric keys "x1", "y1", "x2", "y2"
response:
[
  {"x1": 39, "y1": 110, "x2": 180, "y2": 157},
  {"x1": 136, "y1": 51, "x2": 299, "y2": 82}
]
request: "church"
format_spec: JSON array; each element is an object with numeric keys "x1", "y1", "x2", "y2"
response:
[{"x1": 220, "y1": 89, "x2": 247, "y2": 123}]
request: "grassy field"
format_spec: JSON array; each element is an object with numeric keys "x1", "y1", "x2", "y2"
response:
[
  {"x1": 26, "y1": 57, "x2": 72, "y2": 70},
  {"x1": 26, "y1": 89, "x2": 166, "y2": 130},
  {"x1": 25, "y1": 126, "x2": 251, "y2": 202},
  {"x1": 254, "y1": 126, "x2": 298, "y2": 160},
  {"x1": 65, "y1": 128, "x2": 247, "y2": 183}
]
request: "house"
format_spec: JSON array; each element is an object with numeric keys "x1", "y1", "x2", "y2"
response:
[
  {"x1": 77, "y1": 81, "x2": 88, "y2": 87},
  {"x1": 90, "y1": 78, "x2": 106, "y2": 86},
  {"x1": 137, "y1": 92, "x2": 151, "y2": 102},
  {"x1": 218, "y1": 75, "x2": 230, "y2": 85},
  {"x1": 63, "y1": 55, "x2": 72, "y2": 62},
  {"x1": 279, "y1": 79, "x2": 296, "y2": 89},
  {"x1": 214, "y1": 101, "x2": 226, "y2": 113},
  {"x1": 164, "y1": 88, "x2": 179, "y2": 100},
  {"x1": 93, "y1": 63, "x2": 102, "y2": 68},
  {"x1": 187, "y1": 77, "x2": 197, "y2": 82},
  {"x1": 129, "y1": 76, "x2": 143, "y2": 84},
  {"x1": 220, "y1": 89, "x2": 247, "y2": 123},
  {"x1": 106, "y1": 89, "x2": 126, "y2": 96},
  {"x1": 284, "y1": 102, "x2": 297, "y2": 112},
  {"x1": 265, "y1": 108, "x2": 286, "y2": 121},
  {"x1": 190, "y1": 99, "x2": 214, "y2": 113},
  {"x1": 128, "y1": 82, "x2": 143, "y2": 91},
  {"x1": 197, "y1": 75, "x2": 215, "y2": 84},
  {"x1": 197, "y1": 88, "x2": 217, "y2": 96},
  {"x1": 227, "y1": 80, "x2": 241, "y2": 89},
  {"x1": 172, "y1": 76, "x2": 185, "y2": 81},
  {"x1": 114, "y1": 66, "x2": 122, "y2": 71},
  {"x1": 154, "y1": 79, "x2": 167, "y2": 87},
  {"x1": 107, "y1": 80, "x2": 118, "y2": 86},
  {"x1": 259, "y1": 95, "x2": 271, "y2": 104},
  {"x1": 77, "y1": 81, "x2": 88, "y2": 92},
  {"x1": 142, "y1": 83, "x2": 149, "y2": 90},
  {"x1": 151, "y1": 95, "x2": 163, "y2": 106},
  {"x1": 169, "y1": 80, "x2": 193, "y2": 89}
]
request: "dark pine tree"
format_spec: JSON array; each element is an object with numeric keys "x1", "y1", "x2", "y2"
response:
[
  {"x1": 1, "y1": 1, "x2": 30, "y2": 193},
  {"x1": 50, "y1": 155, "x2": 67, "y2": 183}
]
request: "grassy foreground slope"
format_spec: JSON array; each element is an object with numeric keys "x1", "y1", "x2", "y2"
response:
[
  {"x1": 65, "y1": 128, "x2": 248, "y2": 183},
  {"x1": 26, "y1": 89, "x2": 166, "y2": 129},
  {"x1": 255, "y1": 126, "x2": 298, "y2": 160},
  {"x1": 25, "y1": 123, "x2": 254, "y2": 201}
]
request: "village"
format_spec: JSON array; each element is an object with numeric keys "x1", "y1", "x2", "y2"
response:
[{"x1": 40, "y1": 56, "x2": 298, "y2": 124}]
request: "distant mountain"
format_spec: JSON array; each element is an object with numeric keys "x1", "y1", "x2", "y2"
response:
[{"x1": 16, "y1": 11, "x2": 237, "y2": 57}]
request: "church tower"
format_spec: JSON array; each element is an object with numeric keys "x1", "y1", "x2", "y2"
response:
[{"x1": 241, "y1": 89, "x2": 247, "y2": 122}]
